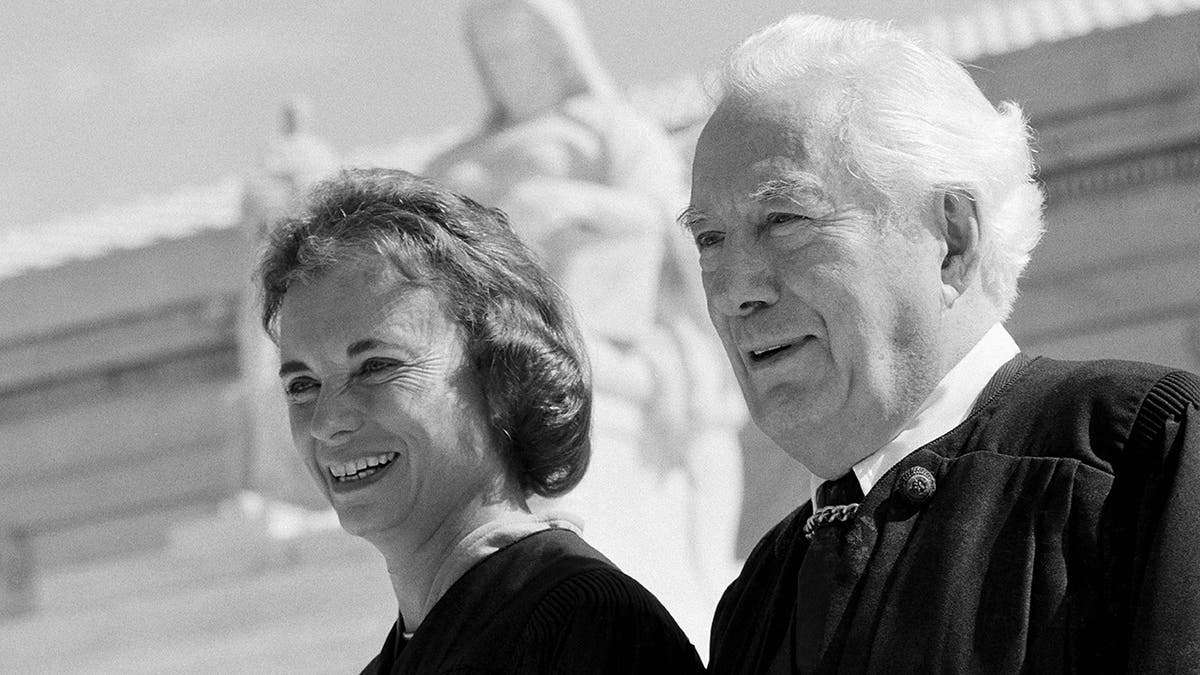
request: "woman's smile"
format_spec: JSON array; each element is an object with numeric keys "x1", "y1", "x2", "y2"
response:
[{"x1": 326, "y1": 451, "x2": 400, "y2": 492}]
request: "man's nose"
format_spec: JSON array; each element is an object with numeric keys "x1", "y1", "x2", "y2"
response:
[
  {"x1": 704, "y1": 243, "x2": 779, "y2": 316},
  {"x1": 309, "y1": 386, "x2": 362, "y2": 444}
]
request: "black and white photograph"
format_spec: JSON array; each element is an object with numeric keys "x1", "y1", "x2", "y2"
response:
[{"x1": 2, "y1": 1, "x2": 1199, "y2": 672}]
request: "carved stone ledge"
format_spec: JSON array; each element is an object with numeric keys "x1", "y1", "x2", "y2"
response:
[{"x1": 1040, "y1": 139, "x2": 1200, "y2": 201}]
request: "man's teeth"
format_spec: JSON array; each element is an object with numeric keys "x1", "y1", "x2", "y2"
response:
[
  {"x1": 329, "y1": 452, "x2": 398, "y2": 481},
  {"x1": 751, "y1": 343, "x2": 791, "y2": 360}
]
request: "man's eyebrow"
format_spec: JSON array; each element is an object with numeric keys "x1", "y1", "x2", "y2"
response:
[
  {"x1": 677, "y1": 206, "x2": 707, "y2": 232},
  {"x1": 749, "y1": 173, "x2": 826, "y2": 203},
  {"x1": 677, "y1": 174, "x2": 828, "y2": 232}
]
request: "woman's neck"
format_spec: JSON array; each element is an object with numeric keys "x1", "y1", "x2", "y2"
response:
[{"x1": 372, "y1": 498, "x2": 541, "y2": 632}]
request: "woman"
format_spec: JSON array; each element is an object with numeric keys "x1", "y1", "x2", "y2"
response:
[{"x1": 258, "y1": 167, "x2": 703, "y2": 673}]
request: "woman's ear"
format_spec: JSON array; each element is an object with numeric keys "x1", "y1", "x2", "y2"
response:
[{"x1": 939, "y1": 188, "x2": 981, "y2": 305}]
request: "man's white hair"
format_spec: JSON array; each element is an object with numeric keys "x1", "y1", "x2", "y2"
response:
[{"x1": 715, "y1": 15, "x2": 1045, "y2": 317}]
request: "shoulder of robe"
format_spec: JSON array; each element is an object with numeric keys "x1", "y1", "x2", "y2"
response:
[{"x1": 1003, "y1": 357, "x2": 1199, "y2": 471}]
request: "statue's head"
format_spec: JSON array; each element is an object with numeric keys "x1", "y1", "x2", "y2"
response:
[{"x1": 465, "y1": 0, "x2": 616, "y2": 125}]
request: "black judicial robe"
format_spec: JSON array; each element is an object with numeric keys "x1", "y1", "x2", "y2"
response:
[
  {"x1": 709, "y1": 356, "x2": 1200, "y2": 674},
  {"x1": 360, "y1": 528, "x2": 703, "y2": 674}
]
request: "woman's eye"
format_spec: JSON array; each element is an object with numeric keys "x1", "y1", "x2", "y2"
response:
[
  {"x1": 284, "y1": 378, "x2": 319, "y2": 403},
  {"x1": 694, "y1": 230, "x2": 724, "y2": 250}
]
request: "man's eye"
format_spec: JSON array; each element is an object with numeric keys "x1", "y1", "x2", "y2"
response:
[
  {"x1": 284, "y1": 378, "x2": 319, "y2": 402},
  {"x1": 695, "y1": 231, "x2": 725, "y2": 249},
  {"x1": 765, "y1": 212, "x2": 807, "y2": 225}
]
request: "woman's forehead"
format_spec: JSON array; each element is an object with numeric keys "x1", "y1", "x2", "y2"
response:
[{"x1": 278, "y1": 265, "x2": 449, "y2": 346}]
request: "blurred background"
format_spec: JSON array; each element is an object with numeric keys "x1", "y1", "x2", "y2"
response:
[{"x1": 3, "y1": 0, "x2": 1200, "y2": 672}]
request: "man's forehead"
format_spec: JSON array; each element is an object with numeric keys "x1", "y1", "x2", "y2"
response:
[
  {"x1": 709, "y1": 82, "x2": 838, "y2": 134},
  {"x1": 693, "y1": 155, "x2": 821, "y2": 196},
  {"x1": 691, "y1": 125, "x2": 831, "y2": 211},
  {"x1": 697, "y1": 107, "x2": 802, "y2": 162},
  {"x1": 694, "y1": 91, "x2": 839, "y2": 174}
]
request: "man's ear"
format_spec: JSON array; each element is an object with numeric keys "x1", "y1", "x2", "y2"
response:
[{"x1": 939, "y1": 188, "x2": 980, "y2": 302}]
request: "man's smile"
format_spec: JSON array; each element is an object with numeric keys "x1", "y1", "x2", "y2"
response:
[{"x1": 745, "y1": 336, "x2": 813, "y2": 367}]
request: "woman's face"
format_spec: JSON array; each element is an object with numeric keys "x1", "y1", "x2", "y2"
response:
[{"x1": 275, "y1": 261, "x2": 507, "y2": 541}]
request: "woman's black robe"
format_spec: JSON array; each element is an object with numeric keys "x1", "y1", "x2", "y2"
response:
[{"x1": 361, "y1": 528, "x2": 703, "y2": 674}]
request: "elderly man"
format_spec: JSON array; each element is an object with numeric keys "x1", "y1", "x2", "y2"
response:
[{"x1": 684, "y1": 14, "x2": 1200, "y2": 674}]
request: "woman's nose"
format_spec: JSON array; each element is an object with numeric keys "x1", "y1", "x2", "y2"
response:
[{"x1": 309, "y1": 387, "x2": 362, "y2": 444}]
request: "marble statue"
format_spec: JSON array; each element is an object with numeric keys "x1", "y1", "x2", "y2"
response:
[
  {"x1": 426, "y1": 0, "x2": 744, "y2": 649},
  {"x1": 238, "y1": 99, "x2": 339, "y2": 509}
]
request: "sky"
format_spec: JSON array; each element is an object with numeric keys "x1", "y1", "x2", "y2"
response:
[{"x1": 1, "y1": 0, "x2": 976, "y2": 229}]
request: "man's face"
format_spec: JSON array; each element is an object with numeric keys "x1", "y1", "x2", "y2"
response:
[{"x1": 686, "y1": 90, "x2": 947, "y2": 478}]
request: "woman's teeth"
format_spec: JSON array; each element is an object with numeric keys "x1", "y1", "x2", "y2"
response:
[{"x1": 328, "y1": 452, "x2": 398, "y2": 482}]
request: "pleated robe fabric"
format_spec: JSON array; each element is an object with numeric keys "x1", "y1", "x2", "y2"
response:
[{"x1": 709, "y1": 356, "x2": 1200, "y2": 674}]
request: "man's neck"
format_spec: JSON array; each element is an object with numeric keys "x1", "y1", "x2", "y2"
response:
[{"x1": 807, "y1": 323, "x2": 1019, "y2": 502}]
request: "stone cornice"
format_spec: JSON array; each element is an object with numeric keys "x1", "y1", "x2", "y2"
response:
[
  {"x1": 6, "y1": 7, "x2": 1199, "y2": 282},
  {"x1": 912, "y1": 0, "x2": 1200, "y2": 62},
  {"x1": 1039, "y1": 139, "x2": 1200, "y2": 200}
]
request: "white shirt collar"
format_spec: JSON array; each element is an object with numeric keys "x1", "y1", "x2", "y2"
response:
[{"x1": 809, "y1": 323, "x2": 1020, "y2": 507}]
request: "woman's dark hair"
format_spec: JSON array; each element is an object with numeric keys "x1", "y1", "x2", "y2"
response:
[{"x1": 258, "y1": 167, "x2": 591, "y2": 497}]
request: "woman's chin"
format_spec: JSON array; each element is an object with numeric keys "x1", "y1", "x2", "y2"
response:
[{"x1": 333, "y1": 502, "x2": 401, "y2": 540}]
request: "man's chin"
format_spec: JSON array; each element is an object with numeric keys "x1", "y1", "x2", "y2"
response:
[
  {"x1": 753, "y1": 408, "x2": 858, "y2": 467},
  {"x1": 751, "y1": 390, "x2": 832, "y2": 434}
]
